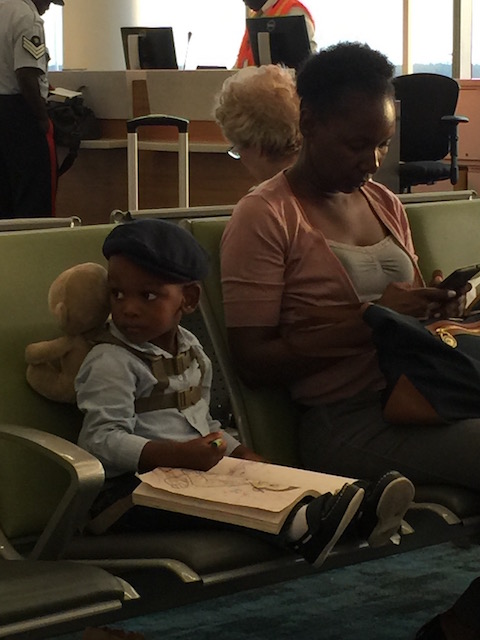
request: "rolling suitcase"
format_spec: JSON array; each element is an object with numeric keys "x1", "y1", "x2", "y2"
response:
[{"x1": 126, "y1": 114, "x2": 190, "y2": 212}]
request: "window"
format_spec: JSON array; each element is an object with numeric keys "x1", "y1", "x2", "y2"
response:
[
  {"x1": 409, "y1": 0, "x2": 453, "y2": 76},
  {"x1": 308, "y1": 0, "x2": 403, "y2": 70},
  {"x1": 134, "y1": 1, "x2": 245, "y2": 69},
  {"x1": 43, "y1": 4, "x2": 63, "y2": 70},
  {"x1": 43, "y1": 0, "x2": 474, "y2": 78},
  {"x1": 472, "y1": 1, "x2": 480, "y2": 77}
]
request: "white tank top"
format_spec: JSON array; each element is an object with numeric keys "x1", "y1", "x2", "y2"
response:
[{"x1": 328, "y1": 235, "x2": 415, "y2": 303}]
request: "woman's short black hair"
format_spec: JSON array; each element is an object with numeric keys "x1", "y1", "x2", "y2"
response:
[{"x1": 296, "y1": 42, "x2": 395, "y2": 118}]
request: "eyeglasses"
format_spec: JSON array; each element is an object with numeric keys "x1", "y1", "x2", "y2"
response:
[{"x1": 227, "y1": 146, "x2": 241, "y2": 160}]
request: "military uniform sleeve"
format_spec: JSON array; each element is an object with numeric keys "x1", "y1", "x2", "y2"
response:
[{"x1": 12, "y1": 11, "x2": 48, "y2": 73}]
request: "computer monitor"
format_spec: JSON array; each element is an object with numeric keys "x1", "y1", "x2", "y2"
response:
[
  {"x1": 121, "y1": 27, "x2": 178, "y2": 70},
  {"x1": 246, "y1": 15, "x2": 310, "y2": 70}
]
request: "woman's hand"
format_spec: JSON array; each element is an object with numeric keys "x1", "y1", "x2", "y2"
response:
[
  {"x1": 230, "y1": 443, "x2": 268, "y2": 462},
  {"x1": 377, "y1": 281, "x2": 457, "y2": 318},
  {"x1": 429, "y1": 269, "x2": 470, "y2": 317}
]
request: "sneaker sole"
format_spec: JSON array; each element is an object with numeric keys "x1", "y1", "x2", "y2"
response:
[
  {"x1": 312, "y1": 487, "x2": 365, "y2": 568},
  {"x1": 367, "y1": 477, "x2": 415, "y2": 548}
]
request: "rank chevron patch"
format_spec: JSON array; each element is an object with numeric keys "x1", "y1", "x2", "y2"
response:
[{"x1": 22, "y1": 35, "x2": 46, "y2": 59}]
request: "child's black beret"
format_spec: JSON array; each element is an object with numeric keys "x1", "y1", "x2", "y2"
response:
[{"x1": 103, "y1": 219, "x2": 209, "y2": 283}]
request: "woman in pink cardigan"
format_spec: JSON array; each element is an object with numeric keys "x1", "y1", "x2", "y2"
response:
[{"x1": 221, "y1": 42, "x2": 477, "y2": 491}]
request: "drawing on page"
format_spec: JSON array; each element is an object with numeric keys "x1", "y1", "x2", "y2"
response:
[{"x1": 161, "y1": 462, "x2": 298, "y2": 494}]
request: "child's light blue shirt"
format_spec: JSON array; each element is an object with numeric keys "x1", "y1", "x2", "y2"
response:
[{"x1": 76, "y1": 322, "x2": 240, "y2": 478}]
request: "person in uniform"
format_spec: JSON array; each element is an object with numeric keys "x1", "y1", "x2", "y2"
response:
[
  {"x1": 235, "y1": 0, "x2": 316, "y2": 69},
  {"x1": 0, "y1": 0, "x2": 64, "y2": 218}
]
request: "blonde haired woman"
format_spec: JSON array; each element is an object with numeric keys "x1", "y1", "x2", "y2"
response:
[{"x1": 214, "y1": 64, "x2": 301, "y2": 183}]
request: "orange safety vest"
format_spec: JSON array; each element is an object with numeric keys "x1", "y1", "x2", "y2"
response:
[{"x1": 235, "y1": 0, "x2": 315, "y2": 68}]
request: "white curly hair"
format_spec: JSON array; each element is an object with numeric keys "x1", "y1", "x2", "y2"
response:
[{"x1": 214, "y1": 65, "x2": 301, "y2": 159}]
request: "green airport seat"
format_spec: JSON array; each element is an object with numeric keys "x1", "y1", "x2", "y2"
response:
[
  {"x1": 404, "y1": 198, "x2": 480, "y2": 280},
  {"x1": 0, "y1": 560, "x2": 136, "y2": 640},
  {"x1": 0, "y1": 224, "x2": 311, "y2": 620},
  {"x1": 183, "y1": 211, "x2": 480, "y2": 544},
  {"x1": 2, "y1": 208, "x2": 480, "y2": 628}
]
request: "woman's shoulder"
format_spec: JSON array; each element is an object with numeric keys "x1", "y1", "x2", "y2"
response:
[
  {"x1": 364, "y1": 180, "x2": 404, "y2": 211},
  {"x1": 363, "y1": 180, "x2": 407, "y2": 224},
  {"x1": 231, "y1": 172, "x2": 295, "y2": 221},
  {"x1": 363, "y1": 180, "x2": 415, "y2": 247},
  {"x1": 252, "y1": 170, "x2": 292, "y2": 196}
]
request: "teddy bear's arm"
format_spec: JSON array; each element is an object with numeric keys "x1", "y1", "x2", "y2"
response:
[{"x1": 25, "y1": 336, "x2": 74, "y2": 364}]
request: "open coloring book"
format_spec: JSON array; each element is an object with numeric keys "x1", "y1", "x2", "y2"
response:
[{"x1": 133, "y1": 458, "x2": 353, "y2": 534}]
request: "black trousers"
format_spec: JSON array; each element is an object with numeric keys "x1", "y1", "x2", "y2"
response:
[
  {"x1": 89, "y1": 473, "x2": 289, "y2": 550},
  {"x1": 0, "y1": 95, "x2": 56, "y2": 218},
  {"x1": 89, "y1": 473, "x2": 221, "y2": 533}
]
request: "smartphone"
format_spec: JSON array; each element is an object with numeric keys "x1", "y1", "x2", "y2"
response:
[{"x1": 437, "y1": 264, "x2": 480, "y2": 291}]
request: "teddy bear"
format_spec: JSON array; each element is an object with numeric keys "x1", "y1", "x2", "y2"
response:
[{"x1": 25, "y1": 262, "x2": 110, "y2": 403}]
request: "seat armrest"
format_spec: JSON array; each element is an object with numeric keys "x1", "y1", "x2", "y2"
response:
[
  {"x1": 442, "y1": 115, "x2": 470, "y2": 126},
  {"x1": 441, "y1": 115, "x2": 469, "y2": 185},
  {"x1": 441, "y1": 114, "x2": 469, "y2": 125},
  {"x1": 0, "y1": 560, "x2": 138, "y2": 638},
  {"x1": 0, "y1": 424, "x2": 104, "y2": 560}
]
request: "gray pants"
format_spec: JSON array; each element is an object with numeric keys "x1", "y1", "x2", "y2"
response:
[{"x1": 299, "y1": 389, "x2": 480, "y2": 490}]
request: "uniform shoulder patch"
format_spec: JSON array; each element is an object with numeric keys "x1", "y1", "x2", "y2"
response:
[{"x1": 22, "y1": 35, "x2": 46, "y2": 60}]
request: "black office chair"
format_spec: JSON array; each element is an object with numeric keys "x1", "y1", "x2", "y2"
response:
[{"x1": 392, "y1": 73, "x2": 469, "y2": 193}]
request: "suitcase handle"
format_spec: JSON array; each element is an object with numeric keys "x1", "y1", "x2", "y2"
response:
[
  {"x1": 127, "y1": 114, "x2": 190, "y2": 209},
  {"x1": 127, "y1": 114, "x2": 189, "y2": 133}
]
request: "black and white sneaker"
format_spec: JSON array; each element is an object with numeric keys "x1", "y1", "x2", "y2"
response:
[
  {"x1": 353, "y1": 471, "x2": 415, "y2": 548},
  {"x1": 288, "y1": 483, "x2": 365, "y2": 568}
]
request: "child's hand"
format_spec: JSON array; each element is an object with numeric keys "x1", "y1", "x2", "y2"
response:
[
  {"x1": 179, "y1": 432, "x2": 227, "y2": 471},
  {"x1": 139, "y1": 434, "x2": 226, "y2": 473}
]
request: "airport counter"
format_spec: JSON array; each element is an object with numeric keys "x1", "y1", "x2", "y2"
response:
[
  {"x1": 49, "y1": 69, "x2": 480, "y2": 224},
  {"x1": 50, "y1": 69, "x2": 256, "y2": 224}
]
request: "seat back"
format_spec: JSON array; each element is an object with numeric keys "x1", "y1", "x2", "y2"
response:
[
  {"x1": 0, "y1": 217, "x2": 82, "y2": 231},
  {"x1": 0, "y1": 222, "x2": 303, "y2": 593},
  {"x1": 0, "y1": 225, "x2": 113, "y2": 440},
  {"x1": 111, "y1": 205, "x2": 235, "y2": 224},
  {"x1": 183, "y1": 217, "x2": 300, "y2": 467},
  {"x1": 393, "y1": 73, "x2": 459, "y2": 162},
  {"x1": 110, "y1": 205, "x2": 235, "y2": 425},
  {"x1": 399, "y1": 190, "x2": 477, "y2": 205},
  {"x1": 0, "y1": 225, "x2": 113, "y2": 543},
  {"x1": 404, "y1": 198, "x2": 480, "y2": 279}
]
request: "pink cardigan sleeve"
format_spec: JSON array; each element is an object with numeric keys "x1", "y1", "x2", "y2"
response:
[{"x1": 221, "y1": 194, "x2": 288, "y2": 327}]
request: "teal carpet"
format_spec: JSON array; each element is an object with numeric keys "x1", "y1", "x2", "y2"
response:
[{"x1": 55, "y1": 542, "x2": 480, "y2": 640}]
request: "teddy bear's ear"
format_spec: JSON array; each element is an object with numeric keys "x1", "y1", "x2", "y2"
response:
[{"x1": 53, "y1": 301, "x2": 68, "y2": 328}]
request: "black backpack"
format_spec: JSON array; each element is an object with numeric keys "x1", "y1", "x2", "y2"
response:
[
  {"x1": 363, "y1": 303, "x2": 480, "y2": 424},
  {"x1": 46, "y1": 95, "x2": 101, "y2": 176}
]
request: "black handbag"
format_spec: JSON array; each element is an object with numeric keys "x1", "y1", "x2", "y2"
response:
[
  {"x1": 46, "y1": 95, "x2": 101, "y2": 176},
  {"x1": 363, "y1": 304, "x2": 480, "y2": 424}
]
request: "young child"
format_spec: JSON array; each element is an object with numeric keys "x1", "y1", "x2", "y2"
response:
[{"x1": 76, "y1": 219, "x2": 414, "y2": 568}]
